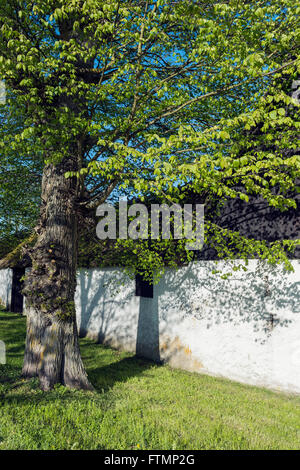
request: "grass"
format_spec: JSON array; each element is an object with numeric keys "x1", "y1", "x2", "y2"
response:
[{"x1": 0, "y1": 311, "x2": 300, "y2": 450}]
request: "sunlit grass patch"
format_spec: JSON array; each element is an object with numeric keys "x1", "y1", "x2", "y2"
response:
[{"x1": 0, "y1": 312, "x2": 299, "y2": 450}]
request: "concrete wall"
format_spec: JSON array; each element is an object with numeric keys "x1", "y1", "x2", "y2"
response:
[
  {"x1": 75, "y1": 260, "x2": 300, "y2": 394},
  {"x1": 0, "y1": 268, "x2": 12, "y2": 309},
  {"x1": 75, "y1": 268, "x2": 139, "y2": 352},
  {"x1": 155, "y1": 260, "x2": 300, "y2": 393},
  {"x1": 1, "y1": 261, "x2": 299, "y2": 393}
]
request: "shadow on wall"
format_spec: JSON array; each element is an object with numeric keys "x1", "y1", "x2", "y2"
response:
[
  {"x1": 76, "y1": 268, "x2": 161, "y2": 362},
  {"x1": 136, "y1": 294, "x2": 160, "y2": 363},
  {"x1": 76, "y1": 268, "x2": 139, "y2": 349},
  {"x1": 157, "y1": 261, "x2": 300, "y2": 343},
  {"x1": 76, "y1": 261, "x2": 300, "y2": 365}
]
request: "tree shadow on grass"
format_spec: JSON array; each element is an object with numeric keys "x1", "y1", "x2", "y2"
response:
[
  {"x1": 0, "y1": 355, "x2": 159, "y2": 407},
  {"x1": 0, "y1": 313, "x2": 22, "y2": 321},
  {"x1": 87, "y1": 356, "x2": 158, "y2": 392},
  {"x1": 0, "y1": 312, "x2": 159, "y2": 400}
]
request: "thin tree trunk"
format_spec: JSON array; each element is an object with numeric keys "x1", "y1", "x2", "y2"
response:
[{"x1": 22, "y1": 156, "x2": 92, "y2": 391}]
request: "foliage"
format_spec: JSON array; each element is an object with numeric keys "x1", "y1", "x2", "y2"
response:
[
  {"x1": 0, "y1": 0, "x2": 299, "y2": 278},
  {"x1": 0, "y1": 230, "x2": 30, "y2": 260},
  {"x1": 0, "y1": 89, "x2": 42, "y2": 237}
]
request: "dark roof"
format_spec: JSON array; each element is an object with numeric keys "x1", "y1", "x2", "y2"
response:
[{"x1": 1, "y1": 185, "x2": 299, "y2": 269}]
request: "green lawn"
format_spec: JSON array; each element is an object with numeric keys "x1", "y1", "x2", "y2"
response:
[{"x1": 0, "y1": 311, "x2": 299, "y2": 450}]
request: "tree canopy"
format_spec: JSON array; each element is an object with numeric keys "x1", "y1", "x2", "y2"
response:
[
  {"x1": 1, "y1": 0, "x2": 299, "y2": 278},
  {"x1": 0, "y1": 0, "x2": 299, "y2": 391}
]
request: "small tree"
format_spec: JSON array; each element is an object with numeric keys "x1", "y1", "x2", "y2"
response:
[{"x1": 0, "y1": 0, "x2": 299, "y2": 390}]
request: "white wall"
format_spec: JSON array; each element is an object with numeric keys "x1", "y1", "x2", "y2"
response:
[
  {"x1": 156, "y1": 260, "x2": 300, "y2": 393},
  {"x1": 1, "y1": 261, "x2": 299, "y2": 393},
  {"x1": 75, "y1": 268, "x2": 139, "y2": 352},
  {"x1": 0, "y1": 268, "x2": 12, "y2": 309},
  {"x1": 75, "y1": 260, "x2": 300, "y2": 394}
]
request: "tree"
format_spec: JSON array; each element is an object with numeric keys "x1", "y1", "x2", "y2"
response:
[{"x1": 0, "y1": 0, "x2": 299, "y2": 390}]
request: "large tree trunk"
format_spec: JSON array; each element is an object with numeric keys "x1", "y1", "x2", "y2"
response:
[{"x1": 22, "y1": 156, "x2": 92, "y2": 391}]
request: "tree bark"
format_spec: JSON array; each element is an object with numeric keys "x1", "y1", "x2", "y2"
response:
[{"x1": 22, "y1": 156, "x2": 92, "y2": 391}]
